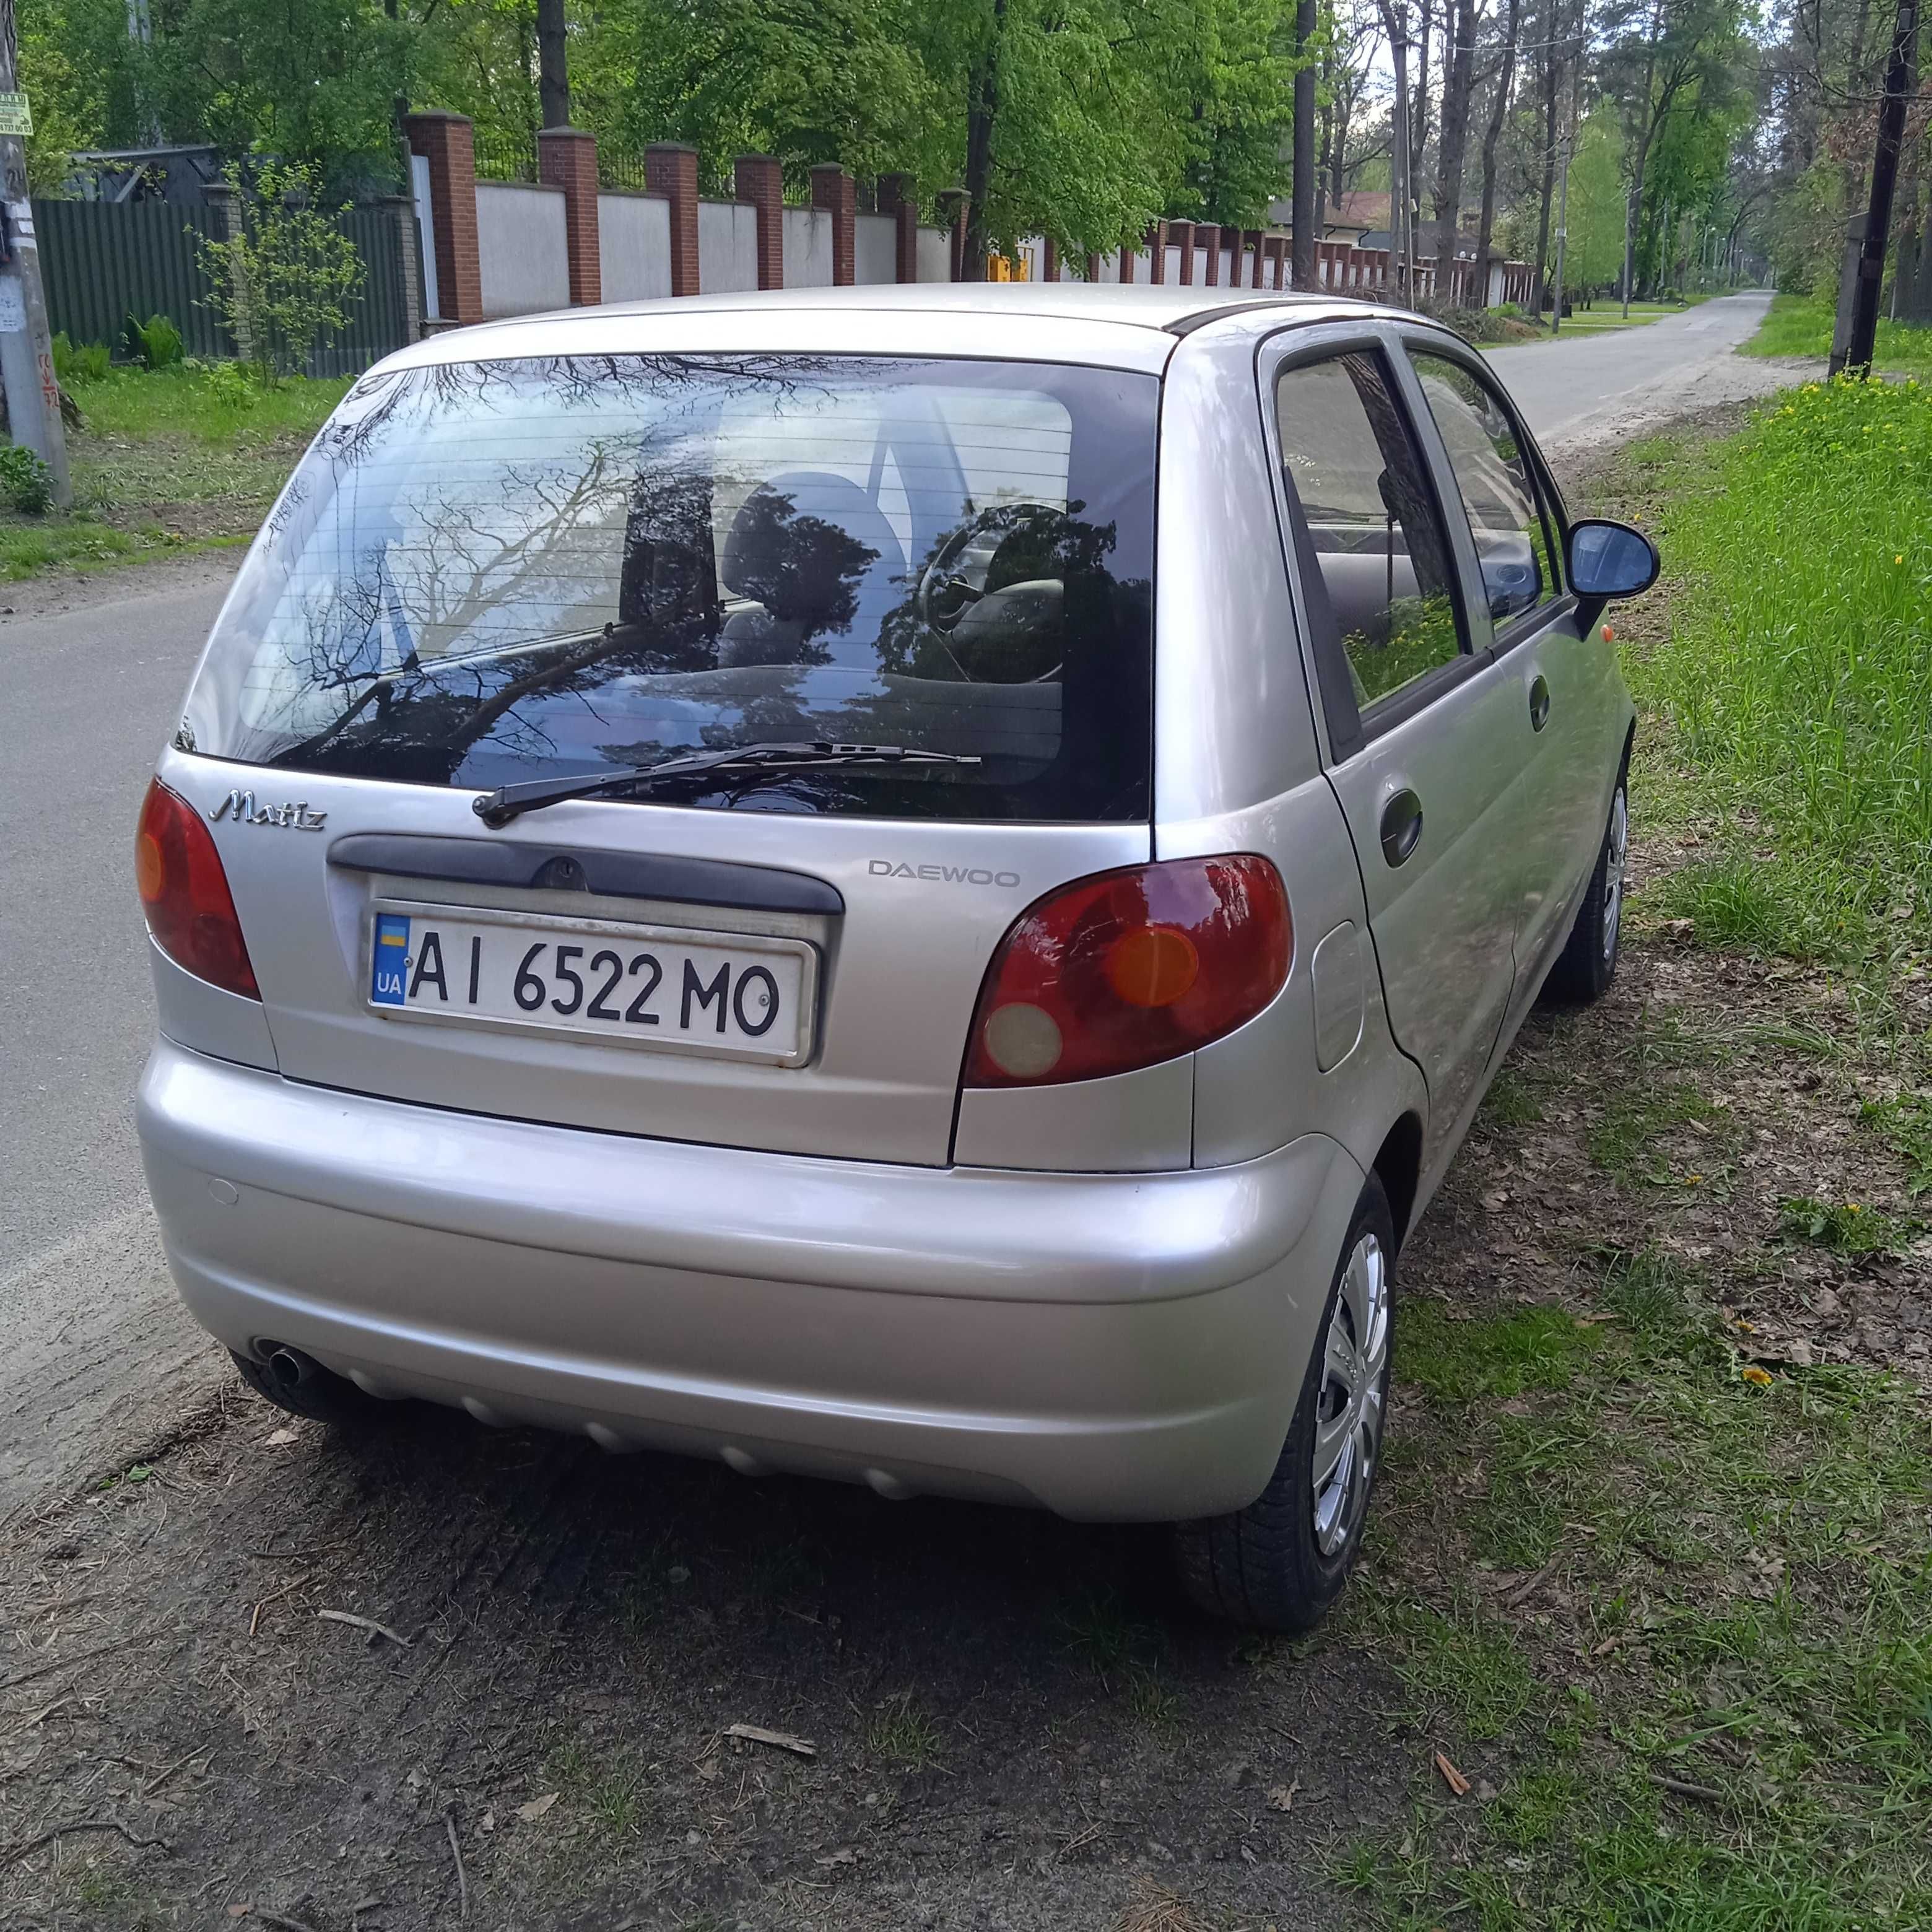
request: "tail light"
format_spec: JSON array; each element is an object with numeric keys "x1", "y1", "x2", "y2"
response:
[
  {"x1": 136, "y1": 778, "x2": 260, "y2": 999},
  {"x1": 964, "y1": 855, "x2": 1290, "y2": 1088}
]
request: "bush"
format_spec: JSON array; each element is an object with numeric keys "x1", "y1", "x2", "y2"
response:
[
  {"x1": 198, "y1": 359, "x2": 259, "y2": 411},
  {"x1": 0, "y1": 443, "x2": 56, "y2": 515},
  {"x1": 51, "y1": 331, "x2": 110, "y2": 384},
  {"x1": 123, "y1": 313, "x2": 185, "y2": 370},
  {"x1": 196, "y1": 160, "x2": 365, "y2": 383}
]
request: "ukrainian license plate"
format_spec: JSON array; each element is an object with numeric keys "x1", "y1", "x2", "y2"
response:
[{"x1": 365, "y1": 901, "x2": 815, "y2": 1066}]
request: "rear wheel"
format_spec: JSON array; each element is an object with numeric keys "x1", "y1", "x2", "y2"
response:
[
  {"x1": 230, "y1": 1346, "x2": 378, "y2": 1427},
  {"x1": 1544, "y1": 770, "x2": 1628, "y2": 1005},
  {"x1": 1172, "y1": 1176, "x2": 1395, "y2": 1632}
]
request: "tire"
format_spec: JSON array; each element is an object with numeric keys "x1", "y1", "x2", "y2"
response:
[
  {"x1": 1543, "y1": 767, "x2": 1629, "y2": 1006},
  {"x1": 230, "y1": 1345, "x2": 380, "y2": 1427},
  {"x1": 1171, "y1": 1175, "x2": 1396, "y2": 1632}
]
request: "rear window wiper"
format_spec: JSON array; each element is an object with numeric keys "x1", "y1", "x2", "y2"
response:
[{"x1": 472, "y1": 742, "x2": 983, "y2": 828}]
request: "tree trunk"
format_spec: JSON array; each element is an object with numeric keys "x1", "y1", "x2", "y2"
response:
[
  {"x1": 1434, "y1": 0, "x2": 1476, "y2": 300},
  {"x1": 536, "y1": 0, "x2": 570, "y2": 131},
  {"x1": 962, "y1": 0, "x2": 1007, "y2": 281},
  {"x1": 1292, "y1": 0, "x2": 1319, "y2": 287},
  {"x1": 1531, "y1": 0, "x2": 1559, "y2": 316},
  {"x1": 1411, "y1": 0, "x2": 1434, "y2": 189},
  {"x1": 1475, "y1": 0, "x2": 1522, "y2": 308}
]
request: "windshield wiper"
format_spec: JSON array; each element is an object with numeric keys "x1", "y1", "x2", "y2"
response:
[{"x1": 472, "y1": 742, "x2": 983, "y2": 828}]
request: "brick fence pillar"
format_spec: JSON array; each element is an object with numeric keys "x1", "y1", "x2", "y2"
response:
[
  {"x1": 1169, "y1": 220, "x2": 1194, "y2": 285},
  {"x1": 734, "y1": 155, "x2": 783, "y2": 289},
  {"x1": 1143, "y1": 220, "x2": 1167, "y2": 284},
  {"x1": 1244, "y1": 228, "x2": 1265, "y2": 288},
  {"x1": 645, "y1": 144, "x2": 700, "y2": 297},
  {"x1": 538, "y1": 128, "x2": 601, "y2": 306},
  {"x1": 403, "y1": 111, "x2": 484, "y2": 325},
  {"x1": 1085, "y1": 251, "x2": 1101, "y2": 281},
  {"x1": 937, "y1": 191, "x2": 970, "y2": 280},
  {"x1": 877, "y1": 174, "x2": 919, "y2": 282},
  {"x1": 1042, "y1": 238, "x2": 1060, "y2": 281},
  {"x1": 810, "y1": 165, "x2": 856, "y2": 286},
  {"x1": 1199, "y1": 224, "x2": 1221, "y2": 286}
]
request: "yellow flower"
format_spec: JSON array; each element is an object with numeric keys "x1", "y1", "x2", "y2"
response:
[
  {"x1": 1897, "y1": 556, "x2": 1905, "y2": 566},
  {"x1": 1741, "y1": 1365, "x2": 1774, "y2": 1387}
]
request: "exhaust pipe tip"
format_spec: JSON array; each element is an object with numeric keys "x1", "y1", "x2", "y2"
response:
[{"x1": 264, "y1": 1343, "x2": 321, "y2": 1391}]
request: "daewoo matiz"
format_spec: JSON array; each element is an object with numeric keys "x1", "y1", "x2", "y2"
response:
[{"x1": 135, "y1": 285, "x2": 1658, "y2": 1629}]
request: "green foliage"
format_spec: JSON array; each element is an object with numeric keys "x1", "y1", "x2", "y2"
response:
[
  {"x1": 0, "y1": 445, "x2": 57, "y2": 516},
  {"x1": 51, "y1": 333, "x2": 111, "y2": 385},
  {"x1": 196, "y1": 163, "x2": 367, "y2": 383},
  {"x1": 123, "y1": 313, "x2": 185, "y2": 372},
  {"x1": 1745, "y1": 295, "x2": 1932, "y2": 374},
  {"x1": 1777, "y1": 1195, "x2": 1912, "y2": 1256},
  {"x1": 1633, "y1": 378, "x2": 1932, "y2": 947}
]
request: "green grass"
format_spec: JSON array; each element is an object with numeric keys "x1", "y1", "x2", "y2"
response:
[
  {"x1": 0, "y1": 361, "x2": 346, "y2": 582},
  {"x1": 1860, "y1": 1087, "x2": 1932, "y2": 1197},
  {"x1": 1628, "y1": 375, "x2": 1932, "y2": 962},
  {"x1": 862, "y1": 1693, "x2": 945, "y2": 1770},
  {"x1": 1743, "y1": 291, "x2": 1932, "y2": 372},
  {"x1": 1777, "y1": 1194, "x2": 1914, "y2": 1256},
  {"x1": 1336, "y1": 1277, "x2": 1932, "y2": 1930}
]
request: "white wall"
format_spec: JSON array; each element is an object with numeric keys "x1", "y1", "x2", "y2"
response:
[
  {"x1": 781, "y1": 206, "x2": 834, "y2": 287},
  {"x1": 598, "y1": 191, "x2": 671, "y2": 304},
  {"x1": 916, "y1": 226, "x2": 951, "y2": 282},
  {"x1": 855, "y1": 212, "x2": 898, "y2": 285},
  {"x1": 476, "y1": 180, "x2": 570, "y2": 320},
  {"x1": 1164, "y1": 243, "x2": 1183, "y2": 284},
  {"x1": 699, "y1": 199, "x2": 759, "y2": 294}
]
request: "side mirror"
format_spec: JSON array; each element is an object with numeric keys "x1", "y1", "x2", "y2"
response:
[{"x1": 1566, "y1": 518, "x2": 1660, "y2": 600}]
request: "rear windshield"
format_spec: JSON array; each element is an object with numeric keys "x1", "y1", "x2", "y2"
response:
[{"x1": 183, "y1": 354, "x2": 1157, "y2": 822}]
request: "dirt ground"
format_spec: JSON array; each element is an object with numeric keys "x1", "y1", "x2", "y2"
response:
[{"x1": 4, "y1": 411, "x2": 1924, "y2": 1932}]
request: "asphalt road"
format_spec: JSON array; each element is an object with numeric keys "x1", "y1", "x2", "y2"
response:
[{"x1": 0, "y1": 290, "x2": 1797, "y2": 1516}]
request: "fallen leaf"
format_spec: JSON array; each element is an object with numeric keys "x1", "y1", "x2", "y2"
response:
[
  {"x1": 227, "y1": 1909, "x2": 252, "y2": 1922},
  {"x1": 814, "y1": 1847, "x2": 858, "y2": 1868},
  {"x1": 265, "y1": 1429, "x2": 298, "y2": 1447},
  {"x1": 1434, "y1": 1751, "x2": 1471, "y2": 1797},
  {"x1": 479, "y1": 1809, "x2": 495, "y2": 1834},
  {"x1": 516, "y1": 1792, "x2": 559, "y2": 1823},
  {"x1": 1266, "y1": 1780, "x2": 1300, "y2": 1812}
]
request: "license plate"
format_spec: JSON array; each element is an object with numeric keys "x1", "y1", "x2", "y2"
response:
[{"x1": 365, "y1": 900, "x2": 816, "y2": 1066}]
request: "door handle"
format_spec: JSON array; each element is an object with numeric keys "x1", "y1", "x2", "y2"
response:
[
  {"x1": 1379, "y1": 788, "x2": 1424, "y2": 868},
  {"x1": 1529, "y1": 674, "x2": 1551, "y2": 732}
]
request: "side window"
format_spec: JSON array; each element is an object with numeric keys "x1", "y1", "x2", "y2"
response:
[
  {"x1": 1409, "y1": 350, "x2": 1557, "y2": 624},
  {"x1": 1275, "y1": 351, "x2": 1465, "y2": 713}
]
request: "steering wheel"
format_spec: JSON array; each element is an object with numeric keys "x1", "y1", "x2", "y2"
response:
[{"x1": 915, "y1": 502, "x2": 1061, "y2": 636}]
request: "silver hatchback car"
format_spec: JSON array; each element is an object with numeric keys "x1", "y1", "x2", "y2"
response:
[{"x1": 135, "y1": 285, "x2": 1656, "y2": 1630}]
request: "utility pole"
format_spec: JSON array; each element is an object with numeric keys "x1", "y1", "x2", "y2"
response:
[
  {"x1": 0, "y1": 0, "x2": 69, "y2": 507},
  {"x1": 1549, "y1": 20, "x2": 1579, "y2": 336},
  {"x1": 1292, "y1": 0, "x2": 1318, "y2": 289},
  {"x1": 1832, "y1": 0, "x2": 1920, "y2": 376},
  {"x1": 1382, "y1": 0, "x2": 1414, "y2": 301}
]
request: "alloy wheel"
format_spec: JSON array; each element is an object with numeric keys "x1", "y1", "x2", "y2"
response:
[
  {"x1": 1603, "y1": 785, "x2": 1629, "y2": 963},
  {"x1": 1312, "y1": 1230, "x2": 1390, "y2": 1558}
]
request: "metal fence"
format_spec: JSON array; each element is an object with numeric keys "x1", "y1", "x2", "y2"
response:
[
  {"x1": 33, "y1": 198, "x2": 231, "y2": 359},
  {"x1": 32, "y1": 197, "x2": 412, "y2": 376}
]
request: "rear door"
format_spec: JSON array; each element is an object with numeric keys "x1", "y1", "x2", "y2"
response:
[
  {"x1": 1401, "y1": 339, "x2": 1611, "y2": 982},
  {"x1": 176, "y1": 347, "x2": 1160, "y2": 1168},
  {"x1": 1264, "y1": 331, "x2": 1525, "y2": 1163}
]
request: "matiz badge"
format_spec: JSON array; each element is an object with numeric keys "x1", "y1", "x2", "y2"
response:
[{"x1": 208, "y1": 789, "x2": 327, "y2": 830}]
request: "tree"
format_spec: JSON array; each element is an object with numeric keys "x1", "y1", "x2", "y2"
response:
[
  {"x1": 1473, "y1": 0, "x2": 1523, "y2": 300},
  {"x1": 197, "y1": 161, "x2": 366, "y2": 382},
  {"x1": 1293, "y1": 0, "x2": 1318, "y2": 284},
  {"x1": 1433, "y1": 0, "x2": 1477, "y2": 295}
]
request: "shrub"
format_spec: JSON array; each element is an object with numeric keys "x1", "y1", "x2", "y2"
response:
[
  {"x1": 196, "y1": 160, "x2": 365, "y2": 383},
  {"x1": 123, "y1": 312, "x2": 185, "y2": 370},
  {"x1": 198, "y1": 359, "x2": 258, "y2": 411},
  {"x1": 51, "y1": 331, "x2": 110, "y2": 384},
  {"x1": 0, "y1": 443, "x2": 56, "y2": 515}
]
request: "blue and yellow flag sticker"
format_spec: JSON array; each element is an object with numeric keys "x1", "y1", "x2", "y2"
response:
[{"x1": 371, "y1": 913, "x2": 411, "y2": 1006}]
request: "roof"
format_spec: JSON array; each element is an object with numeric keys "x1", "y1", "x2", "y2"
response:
[
  {"x1": 380, "y1": 283, "x2": 1426, "y2": 380},
  {"x1": 1326, "y1": 191, "x2": 1391, "y2": 231}
]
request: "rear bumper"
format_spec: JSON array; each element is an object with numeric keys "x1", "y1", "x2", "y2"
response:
[{"x1": 137, "y1": 1041, "x2": 1364, "y2": 1520}]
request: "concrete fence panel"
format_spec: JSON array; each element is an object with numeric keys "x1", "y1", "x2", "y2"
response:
[
  {"x1": 915, "y1": 227, "x2": 951, "y2": 282},
  {"x1": 855, "y1": 213, "x2": 900, "y2": 285},
  {"x1": 476, "y1": 180, "x2": 570, "y2": 320},
  {"x1": 598, "y1": 192, "x2": 672, "y2": 303},
  {"x1": 698, "y1": 200, "x2": 760, "y2": 294},
  {"x1": 781, "y1": 207, "x2": 835, "y2": 287}
]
